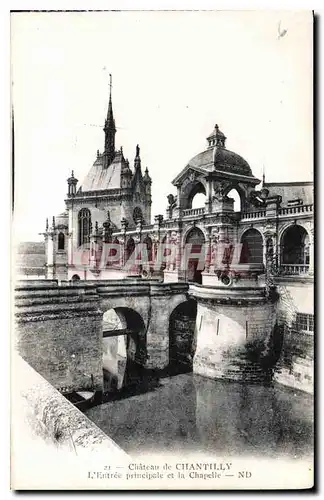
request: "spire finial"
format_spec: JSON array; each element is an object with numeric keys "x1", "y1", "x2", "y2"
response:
[
  {"x1": 136, "y1": 144, "x2": 140, "y2": 157},
  {"x1": 71, "y1": 170, "x2": 74, "y2": 178},
  {"x1": 109, "y1": 73, "x2": 112, "y2": 100},
  {"x1": 262, "y1": 165, "x2": 266, "y2": 187},
  {"x1": 104, "y1": 73, "x2": 116, "y2": 166}
]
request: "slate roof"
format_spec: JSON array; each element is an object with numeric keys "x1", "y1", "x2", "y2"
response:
[
  {"x1": 264, "y1": 181, "x2": 314, "y2": 206},
  {"x1": 188, "y1": 146, "x2": 253, "y2": 177},
  {"x1": 79, "y1": 151, "x2": 127, "y2": 192}
]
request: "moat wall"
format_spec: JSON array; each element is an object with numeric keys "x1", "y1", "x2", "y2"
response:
[
  {"x1": 15, "y1": 281, "x2": 103, "y2": 393},
  {"x1": 191, "y1": 285, "x2": 278, "y2": 383},
  {"x1": 273, "y1": 281, "x2": 314, "y2": 394}
]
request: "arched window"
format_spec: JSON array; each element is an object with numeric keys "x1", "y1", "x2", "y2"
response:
[
  {"x1": 143, "y1": 235, "x2": 153, "y2": 262},
  {"x1": 181, "y1": 180, "x2": 206, "y2": 210},
  {"x1": 58, "y1": 232, "x2": 65, "y2": 250},
  {"x1": 191, "y1": 192, "x2": 207, "y2": 209},
  {"x1": 185, "y1": 227, "x2": 205, "y2": 283},
  {"x1": 133, "y1": 207, "x2": 143, "y2": 224},
  {"x1": 188, "y1": 182, "x2": 206, "y2": 209},
  {"x1": 78, "y1": 208, "x2": 91, "y2": 247},
  {"x1": 281, "y1": 225, "x2": 309, "y2": 266},
  {"x1": 240, "y1": 228, "x2": 263, "y2": 264},
  {"x1": 227, "y1": 189, "x2": 241, "y2": 212}
]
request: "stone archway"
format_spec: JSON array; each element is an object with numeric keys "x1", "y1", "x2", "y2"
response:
[
  {"x1": 180, "y1": 179, "x2": 207, "y2": 210},
  {"x1": 226, "y1": 188, "x2": 242, "y2": 212},
  {"x1": 102, "y1": 307, "x2": 147, "y2": 392},
  {"x1": 280, "y1": 224, "x2": 310, "y2": 274},
  {"x1": 240, "y1": 228, "x2": 264, "y2": 265},
  {"x1": 185, "y1": 227, "x2": 206, "y2": 283},
  {"x1": 169, "y1": 299, "x2": 197, "y2": 373}
]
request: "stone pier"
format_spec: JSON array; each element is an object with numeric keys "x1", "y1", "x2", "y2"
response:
[{"x1": 190, "y1": 279, "x2": 278, "y2": 383}]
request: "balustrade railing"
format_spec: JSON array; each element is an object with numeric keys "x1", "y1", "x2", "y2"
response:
[
  {"x1": 241, "y1": 203, "x2": 313, "y2": 220},
  {"x1": 241, "y1": 210, "x2": 266, "y2": 220},
  {"x1": 280, "y1": 264, "x2": 310, "y2": 275},
  {"x1": 181, "y1": 207, "x2": 205, "y2": 217},
  {"x1": 278, "y1": 204, "x2": 313, "y2": 216}
]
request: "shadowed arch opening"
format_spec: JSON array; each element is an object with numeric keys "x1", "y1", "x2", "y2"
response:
[
  {"x1": 182, "y1": 180, "x2": 206, "y2": 210},
  {"x1": 169, "y1": 299, "x2": 197, "y2": 373},
  {"x1": 280, "y1": 225, "x2": 309, "y2": 271},
  {"x1": 102, "y1": 307, "x2": 147, "y2": 392},
  {"x1": 185, "y1": 227, "x2": 205, "y2": 283},
  {"x1": 227, "y1": 188, "x2": 242, "y2": 212},
  {"x1": 240, "y1": 228, "x2": 263, "y2": 264}
]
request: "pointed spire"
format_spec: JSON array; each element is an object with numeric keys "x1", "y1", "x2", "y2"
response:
[
  {"x1": 262, "y1": 165, "x2": 266, "y2": 187},
  {"x1": 134, "y1": 144, "x2": 141, "y2": 169},
  {"x1": 143, "y1": 166, "x2": 152, "y2": 184},
  {"x1": 106, "y1": 74, "x2": 114, "y2": 123},
  {"x1": 103, "y1": 73, "x2": 116, "y2": 167},
  {"x1": 46, "y1": 218, "x2": 49, "y2": 231}
]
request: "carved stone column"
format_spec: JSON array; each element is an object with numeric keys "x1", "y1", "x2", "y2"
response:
[
  {"x1": 309, "y1": 228, "x2": 314, "y2": 275},
  {"x1": 133, "y1": 218, "x2": 143, "y2": 274},
  {"x1": 120, "y1": 217, "x2": 129, "y2": 268},
  {"x1": 205, "y1": 176, "x2": 212, "y2": 214},
  {"x1": 204, "y1": 229, "x2": 212, "y2": 273},
  {"x1": 46, "y1": 233, "x2": 55, "y2": 279}
]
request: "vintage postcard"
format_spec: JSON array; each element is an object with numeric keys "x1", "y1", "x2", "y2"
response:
[{"x1": 11, "y1": 9, "x2": 314, "y2": 490}]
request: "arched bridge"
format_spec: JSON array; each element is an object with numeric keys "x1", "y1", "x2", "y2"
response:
[{"x1": 15, "y1": 279, "x2": 196, "y2": 394}]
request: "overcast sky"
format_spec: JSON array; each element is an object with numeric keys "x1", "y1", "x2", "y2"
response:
[{"x1": 11, "y1": 10, "x2": 313, "y2": 242}]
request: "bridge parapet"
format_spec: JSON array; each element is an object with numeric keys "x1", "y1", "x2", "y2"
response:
[{"x1": 14, "y1": 278, "x2": 192, "y2": 389}]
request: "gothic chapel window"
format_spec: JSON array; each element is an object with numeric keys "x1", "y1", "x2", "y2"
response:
[
  {"x1": 58, "y1": 232, "x2": 65, "y2": 250},
  {"x1": 78, "y1": 208, "x2": 91, "y2": 246}
]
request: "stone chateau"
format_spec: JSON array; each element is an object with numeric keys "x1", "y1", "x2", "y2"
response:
[{"x1": 16, "y1": 83, "x2": 314, "y2": 396}]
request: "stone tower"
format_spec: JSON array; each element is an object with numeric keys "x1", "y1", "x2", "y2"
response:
[{"x1": 62, "y1": 79, "x2": 152, "y2": 280}]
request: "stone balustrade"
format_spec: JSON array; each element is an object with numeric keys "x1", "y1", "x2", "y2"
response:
[
  {"x1": 181, "y1": 207, "x2": 205, "y2": 217},
  {"x1": 279, "y1": 264, "x2": 310, "y2": 275},
  {"x1": 278, "y1": 204, "x2": 313, "y2": 216}
]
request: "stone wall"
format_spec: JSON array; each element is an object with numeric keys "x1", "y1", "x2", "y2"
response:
[
  {"x1": 273, "y1": 280, "x2": 314, "y2": 394},
  {"x1": 192, "y1": 287, "x2": 278, "y2": 383},
  {"x1": 12, "y1": 355, "x2": 129, "y2": 486},
  {"x1": 14, "y1": 279, "x2": 191, "y2": 394},
  {"x1": 15, "y1": 281, "x2": 103, "y2": 393}
]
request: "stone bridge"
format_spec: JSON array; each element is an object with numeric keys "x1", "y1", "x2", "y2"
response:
[{"x1": 14, "y1": 279, "x2": 196, "y2": 395}]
